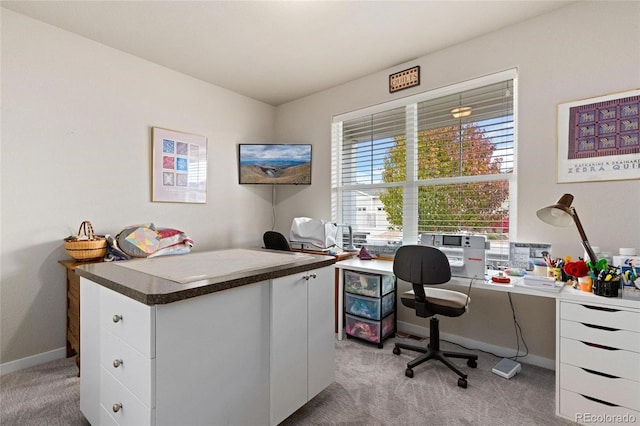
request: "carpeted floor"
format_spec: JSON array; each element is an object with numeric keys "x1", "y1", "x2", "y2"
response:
[{"x1": 1, "y1": 336, "x2": 575, "y2": 425}]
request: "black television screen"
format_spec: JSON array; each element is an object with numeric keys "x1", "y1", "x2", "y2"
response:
[{"x1": 238, "y1": 144, "x2": 312, "y2": 185}]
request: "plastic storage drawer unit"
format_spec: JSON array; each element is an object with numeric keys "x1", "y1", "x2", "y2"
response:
[
  {"x1": 345, "y1": 292, "x2": 395, "y2": 320},
  {"x1": 345, "y1": 313, "x2": 395, "y2": 347},
  {"x1": 344, "y1": 270, "x2": 395, "y2": 297}
]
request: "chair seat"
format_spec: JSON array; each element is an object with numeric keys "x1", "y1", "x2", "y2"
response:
[{"x1": 401, "y1": 287, "x2": 469, "y2": 317}]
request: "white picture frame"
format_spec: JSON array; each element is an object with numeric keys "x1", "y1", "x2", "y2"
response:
[{"x1": 152, "y1": 127, "x2": 207, "y2": 203}]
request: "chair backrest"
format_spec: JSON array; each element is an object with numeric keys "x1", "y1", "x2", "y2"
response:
[
  {"x1": 393, "y1": 245, "x2": 451, "y2": 300},
  {"x1": 263, "y1": 231, "x2": 291, "y2": 251}
]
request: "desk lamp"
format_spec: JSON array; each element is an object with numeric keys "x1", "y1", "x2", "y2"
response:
[
  {"x1": 536, "y1": 193, "x2": 598, "y2": 265},
  {"x1": 336, "y1": 223, "x2": 359, "y2": 252}
]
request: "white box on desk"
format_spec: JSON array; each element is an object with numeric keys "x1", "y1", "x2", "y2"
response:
[{"x1": 519, "y1": 275, "x2": 564, "y2": 293}]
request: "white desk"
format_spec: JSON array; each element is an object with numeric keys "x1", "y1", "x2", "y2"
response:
[
  {"x1": 335, "y1": 258, "x2": 562, "y2": 341},
  {"x1": 334, "y1": 258, "x2": 640, "y2": 424}
]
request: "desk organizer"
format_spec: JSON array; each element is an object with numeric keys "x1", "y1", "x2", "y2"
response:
[{"x1": 593, "y1": 279, "x2": 620, "y2": 297}]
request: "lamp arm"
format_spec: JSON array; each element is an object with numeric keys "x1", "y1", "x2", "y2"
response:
[
  {"x1": 334, "y1": 223, "x2": 358, "y2": 252},
  {"x1": 571, "y1": 207, "x2": 598, "y2": 265}
]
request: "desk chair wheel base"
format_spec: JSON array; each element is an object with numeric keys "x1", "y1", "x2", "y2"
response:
[{"x1": 403, "y1": 368, "x2": 468, "y2": 387}]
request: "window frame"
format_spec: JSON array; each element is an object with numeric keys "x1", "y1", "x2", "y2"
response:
[{"x1": 332, "y1": 69, "x2": 518, "y2": 259}]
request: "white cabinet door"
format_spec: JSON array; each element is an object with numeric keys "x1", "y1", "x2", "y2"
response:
[
  {"x1": 270, "y1": 271, "x2": 309, "y2": 426},
  {"x1": 308, "y1": 266, "x2": 335, "y2": 399}
]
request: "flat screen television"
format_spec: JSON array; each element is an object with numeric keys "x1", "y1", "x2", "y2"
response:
[{"x1": 238, "y1": 144, "x2": 312, "y2": 185}]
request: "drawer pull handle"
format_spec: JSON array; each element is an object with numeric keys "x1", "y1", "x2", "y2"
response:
[
  {"x1": 112, "y1": 314, "x2": 123, "y2": 323},
  {"x1": 113, "y1": 359, "x2": 123, "y2": 368},
  {"x1": 112, "y1": 403, "x2": 123, "y2": 413},
  {"x1": 580, "y1": 394, "x2": 619, "y2": 407},
  {"x1": 582, "y1": 341, "x2": 619, "y2": 351},
  {"x1": 581, "y1": 367, "x2": 619, "y2": 379},
  {"x1": 580, "y1": 304, "x2": 619, "y2": 313},
  {"x1": 582, "y1": 323, "x2": 619, "y2": 332}
]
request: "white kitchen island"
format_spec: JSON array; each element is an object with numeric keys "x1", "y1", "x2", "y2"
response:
[{"x1": 76, "y1": 249, "x2": 336, "y2": 426}]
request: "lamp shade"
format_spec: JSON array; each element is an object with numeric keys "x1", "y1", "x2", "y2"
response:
[{"x1": 536, "y1": 194, "x2": 575, "y2": 227}]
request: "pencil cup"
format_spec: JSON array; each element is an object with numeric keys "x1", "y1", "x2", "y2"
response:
[
  {"x1": 593, "y1": 279, "x2": 620, "y2": 298},
  {"x1": 578, "y1": 276, "x2": 592, "y2": 292},
  {"x1": 547, "y1": 267, "x2": 562, "y2": 281}
]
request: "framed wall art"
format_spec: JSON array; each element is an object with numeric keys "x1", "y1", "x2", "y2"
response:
[
  {"x1": 152, "y1": 127, "x2": 207, "y2": 203},
  {"x1": 557, "y1": 89, "x2": 640, "y2": 183}
]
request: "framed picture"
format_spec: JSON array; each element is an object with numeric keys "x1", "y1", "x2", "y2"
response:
[
  {"x1": 152, "y1": 127, "x2": 207, "y2": 203},
  {"x1": 557, "y1": 89, "x2": 640, "y2": 183}
]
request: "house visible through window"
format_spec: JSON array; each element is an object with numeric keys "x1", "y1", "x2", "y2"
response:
[{"x1": 331, "y1": 69, "x2": 516, "y2": 265}]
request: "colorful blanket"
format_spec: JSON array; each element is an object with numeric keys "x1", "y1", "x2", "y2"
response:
[{"x1": 106, "y1": 223, "x2": 193, "y2": 260}]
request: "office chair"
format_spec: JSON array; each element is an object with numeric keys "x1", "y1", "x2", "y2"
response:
[
  {"x1": 263, "y1": 231, "x2": 291, "y2": 251},
  {"x1": 392, "y1": 245, "x2": 477, "y2": 388}
]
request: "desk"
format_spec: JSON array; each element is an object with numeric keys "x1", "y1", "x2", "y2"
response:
[
  {"x1": 334, "y1": 258, "x2": 640, "y2": 424},
  {"x1": 335, "y1": 258, "x2": 563, "y2": 341}
]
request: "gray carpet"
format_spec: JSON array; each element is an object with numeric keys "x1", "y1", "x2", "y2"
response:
[{"x1": 1, "y1": 336, "x2": 575, "y2": 425}]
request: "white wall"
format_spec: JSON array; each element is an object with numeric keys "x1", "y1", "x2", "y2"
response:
[
  {"x1": 274, "y1": 1, "x2": 640, "y2": 362},
  {"x1": 0, "y1": 9, "x2": 277, "y2": 365}
]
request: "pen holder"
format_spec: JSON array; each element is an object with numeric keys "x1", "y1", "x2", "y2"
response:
[
  {"x1": 547, "y1": 267, "x2": 562, "y2": 282},
  {"x1": 593, "y1": 279, "x2": 620, "y2": 297}
]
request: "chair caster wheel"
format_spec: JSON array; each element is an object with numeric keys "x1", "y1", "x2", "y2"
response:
[
  {"x1": 467, "y1": 359, "x2": 477, "y2": 368},
  {"x1": 405, "y1": 368, "x2": 414, "y2": 378},
  {"x1": 458, "y1": 378, "x2": 468, "y2": 388},
  {"x1": 393, "y1": 347, "x2": 401, "y2": 355}
]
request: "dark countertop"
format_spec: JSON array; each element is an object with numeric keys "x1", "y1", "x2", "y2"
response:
[{"x1": 75, "y1": 248, "x2": 336, "y2": 305}]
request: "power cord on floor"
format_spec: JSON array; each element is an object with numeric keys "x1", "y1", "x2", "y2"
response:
[
  {"x1": 438, "y1": 291, "x2": 529, "y2": 362},
  {"x1": 507, "y1": 292, "x2": 529, "y2": 361}
]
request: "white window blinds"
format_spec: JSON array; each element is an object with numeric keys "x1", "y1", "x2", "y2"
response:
[{"x1": 332, "y1": 70, "x2": 516, "y2": 264}]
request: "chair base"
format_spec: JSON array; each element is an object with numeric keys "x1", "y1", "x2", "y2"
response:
[{"x1": 393, "y1": 317, "x2": 478, "y2": 388}]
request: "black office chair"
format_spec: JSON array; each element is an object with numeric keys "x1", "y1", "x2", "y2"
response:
[
  {"x1": 263, "y1": 231, "x2": 291, "y2": 251},
  {"x1": 392, "y1": 245, "x2": 478, "y2": 388}
]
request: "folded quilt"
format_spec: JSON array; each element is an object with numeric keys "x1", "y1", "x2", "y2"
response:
[{"x1": 106, "y1": 223, "x2": 193, "y2": 260}]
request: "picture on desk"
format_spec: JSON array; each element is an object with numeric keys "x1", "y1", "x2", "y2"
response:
[{"x1": 509, "y1": 242, "x2": 553, "y2": 271}]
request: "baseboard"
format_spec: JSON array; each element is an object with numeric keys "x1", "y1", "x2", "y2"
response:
[
  {"x1": 0, "y1": 347, "x2": 67, "y2": 376},
  {"x1": 397, "y1": 321, "x2": 555, "y2": 371}
]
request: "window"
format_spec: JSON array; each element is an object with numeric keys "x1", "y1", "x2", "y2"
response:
[{"x1": 332, "y1": 70, "x2": 516, "y2": 265}]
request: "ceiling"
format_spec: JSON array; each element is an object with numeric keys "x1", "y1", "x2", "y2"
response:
[{"x1": 2, "y1": 1, "x2": 574, "y2": 106}]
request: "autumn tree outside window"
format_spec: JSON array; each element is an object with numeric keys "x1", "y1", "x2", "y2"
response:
[{"x1": 331, "y1": 70, "x2": 516, "y2": 264}]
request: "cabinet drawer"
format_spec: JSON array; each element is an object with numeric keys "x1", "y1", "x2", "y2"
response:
[
  {"x1": 345, "y1": 292, "x2": 394, "y2": 320},
  {"x1": 560, "y1": 337, "x2": 640, "y2": 381},
  {"x1": 100, "y1": 329, "x2": 155, "y2": 407},
  {"x1": 344, "y1": 270, "x2": 394, "y2": 297},
  {"x1": 100, "y1": 367, "x2": 154, "y2": 426},
  {"x1": 559, "y1": 388, "x2": 640, "y2": 425},
  {"x1": 560, "y1": 319, "x2": 640, "y2": 352},
  {"x1": 345, "y1": 313, "x2": 395, "y2": 344},
  {"x1": 100, "y1": 287, "x2": 155, "y2": 358},
  {"x1": 560, "y1": 301, "x2": 640, "y2": 333},
  {"x1": 560, "y1": 363, "x2": 640, "y2": 411}
]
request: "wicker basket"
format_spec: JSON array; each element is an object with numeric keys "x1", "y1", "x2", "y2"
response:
[{"x1": 64, "y1": 221, "x2": 107, "y2": 261}]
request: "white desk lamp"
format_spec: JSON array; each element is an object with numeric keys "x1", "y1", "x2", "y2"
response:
[{"x1": 536, "y1": 193, "x2": 598, "y2": 265}]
